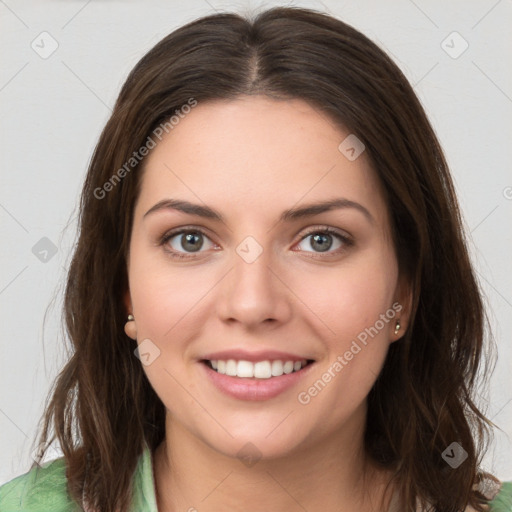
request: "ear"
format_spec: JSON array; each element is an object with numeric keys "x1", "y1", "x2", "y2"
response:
[
  {"x1": 123, "y1": 288, "x2": 137, "y2": 340},
  {"x1": 391, "y1": 274, "x2": 413, "y2": 342},
  {"x1": 123, "y1": 287, "x2": 132, "y2": 316}
]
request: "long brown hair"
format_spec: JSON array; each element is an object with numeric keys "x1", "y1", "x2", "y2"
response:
[{"x1": 32, "y1": 6, "x2": 496, "y2": 511}]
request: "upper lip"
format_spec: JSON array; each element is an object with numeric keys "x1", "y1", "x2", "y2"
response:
[{"x1": 201, "y1": 349, "x2": 314, "y2": 363}]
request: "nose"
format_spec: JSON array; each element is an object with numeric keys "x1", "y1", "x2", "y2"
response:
[{"x1": 216, "y1": 241, "x2": 292, "y2": 329}]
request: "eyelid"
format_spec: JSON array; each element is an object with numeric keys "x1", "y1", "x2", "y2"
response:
[
  {"x1": 298, "y1": 225, "x2": 352, "y2": 242},
  {"x1": 160, "y1": 225, "x2": 214, "y2": 242}
]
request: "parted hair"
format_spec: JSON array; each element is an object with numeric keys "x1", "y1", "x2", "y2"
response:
[{"x1": 32, "y1": 6, "x2": 496, "y2": 511}]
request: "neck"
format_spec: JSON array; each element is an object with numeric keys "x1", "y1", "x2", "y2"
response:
[{"x1": 153, "y1": 413, "x2": 394, "y2": 512}]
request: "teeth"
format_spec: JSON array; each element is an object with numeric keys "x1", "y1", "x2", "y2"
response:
[
  {"x1": 226, "y1": 359, "x2": 237, "y2": 376},
  {"x1": 283, "y1": 361, "x2": 294, "y2": 374},
  {"x1": 254, "y1": 361, "x2": 271, "y2": 379},
  {"x1": 237, "y1": 360, "x2": 254, "y2": 378},
  {"x1": 271, "y1": 360, "x2": 283, "y2": 376},
  {"x1": 208, "y1": 359, "x2": 308, "y2": 379}
]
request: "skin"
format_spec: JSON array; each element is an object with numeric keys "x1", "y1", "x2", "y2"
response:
[{"x1": 124, "y1": 95, "x2": 411, "y2": 512}]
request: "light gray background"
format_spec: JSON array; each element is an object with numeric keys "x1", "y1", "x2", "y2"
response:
[{"x1": 1, "y1": 0, "x2": 511, "y2": 486}]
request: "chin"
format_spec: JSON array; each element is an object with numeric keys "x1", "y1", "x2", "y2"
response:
[{"x1": 195, "y1": 419, "x2": 312, "y2": 463}]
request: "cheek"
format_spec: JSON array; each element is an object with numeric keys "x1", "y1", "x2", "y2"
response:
[
  {"x1": 291, "y1": 250, "x2": 398, "y2": 408},
  {"x1": 292, "y1": 252, "x2": 398, "y2": 343},
  {"x1": 127, "y1": 252, "x2": 209, "y2": 412},
  {"x1": 294, "y1": 252, "x2": 397, "y2": 412},
  {"x1": 128, "y1": 247, "x2": 213, "y2": 341}
]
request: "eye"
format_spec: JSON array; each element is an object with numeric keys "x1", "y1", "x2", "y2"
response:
[
  {"x1": 160, "y1": 226, "x2": 353, "y2": 260},
  {"x1": 295, "y1": 227, "x2": 353, "y2": 256},
  {"x1": 160, "y1": 228, "x2": 216, "y2": 259}
]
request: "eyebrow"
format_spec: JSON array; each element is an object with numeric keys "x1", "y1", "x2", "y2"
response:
[{"x1": 143, "y1": 197, "x2": 374, "y2": 224}]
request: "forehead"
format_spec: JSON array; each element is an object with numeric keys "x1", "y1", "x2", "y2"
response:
[{"x1": 135, "y1": 95, "x2": 388, "y2": 225}]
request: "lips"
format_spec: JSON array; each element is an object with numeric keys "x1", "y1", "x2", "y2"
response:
[
  {"x1": 199, "y1": 349, "x2": 316, "y2": 400},
  {"x1": 201, "y1": 349, "x2": 313, "y2": 363}
]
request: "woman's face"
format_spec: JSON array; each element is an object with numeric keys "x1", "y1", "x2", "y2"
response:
[{"x1": 125, "y1": 96, "x2": 409, "y2": 460}]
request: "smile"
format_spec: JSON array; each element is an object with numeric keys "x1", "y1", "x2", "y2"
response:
[
  {"x1": 205, "y1": 359, "x2": 311, "y2": 379},
  {"x1": 200, "y1": 357, "x2": 316, "y2": 401}
]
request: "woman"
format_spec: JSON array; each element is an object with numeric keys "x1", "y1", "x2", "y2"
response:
[{"x1": 0, "y1": 6, "x2": 510, "y2": 512}]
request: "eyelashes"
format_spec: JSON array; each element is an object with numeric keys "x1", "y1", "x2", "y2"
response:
[
  {"x1": 160, "y1": 228, "x2": 216, "y2": 260},
  {"x1": 159, "y1": 225, "x2": 354, "y2": 260}
]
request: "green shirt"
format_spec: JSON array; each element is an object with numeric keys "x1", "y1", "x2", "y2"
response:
[{"x1": 1, "y1": 444, "x2": 511, "y2": 511}]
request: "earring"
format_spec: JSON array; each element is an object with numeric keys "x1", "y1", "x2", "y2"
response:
[
  {"x1": 394, "y1": 320, "x2": 401, "y2": 336},
  {"x1": 124, "y1": 314, "x2": 137, "y2": 340}
]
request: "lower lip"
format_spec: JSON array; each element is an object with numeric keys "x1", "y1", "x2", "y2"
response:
[{"x1": 201, "y1": 361, "x2": 314, "y2": 401}]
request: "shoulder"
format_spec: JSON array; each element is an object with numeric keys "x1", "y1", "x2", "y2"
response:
[
  {"x1": 464, "y1": 479, "x2": 512, "y2": 512},
  {"x1": 0, "y1": 457, "x2": 82, "y2": 512},
  {"x1": 487, "y1": 481, "x2": 512, "y2": 511}
]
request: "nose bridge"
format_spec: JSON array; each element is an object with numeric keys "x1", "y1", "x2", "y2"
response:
[
  {"x1": 217, "y1": 233, "x2": 290, "y2": 326},
  {"x1": 233, "y1": 233, "x2": 277, "y2": 302},
  {"x1": 234, "y1": 236, "x2": 273, "y2": 290}
]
